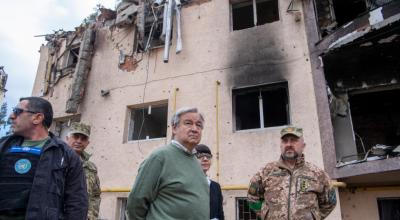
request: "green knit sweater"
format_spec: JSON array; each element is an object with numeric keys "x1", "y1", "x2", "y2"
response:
[{"x1": 127, "y1": 143, "x2": 210, "y2": 220}]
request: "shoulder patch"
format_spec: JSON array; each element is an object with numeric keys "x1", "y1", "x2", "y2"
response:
[
  {"x1": 248, "y1": 182, "x2": 259, "y2": 196},
  {"x1": 328, "y1": 189, "x2": 337, "y2": 205}
]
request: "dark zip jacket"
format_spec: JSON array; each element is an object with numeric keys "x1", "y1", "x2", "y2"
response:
[
  {"x1": 0, "y1": 133, "x2": 88, "y2": 220},
  {"x1": 210, "y1": 180, "x2": 225, "y2": 220}
]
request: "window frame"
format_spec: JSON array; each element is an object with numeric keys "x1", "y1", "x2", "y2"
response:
[
  {"x1": 50, "y1": 115, "x2": 81, "y2": 138},
  {"x1": 116, "y1": 197, "x2": 128, "y2": 220},
  {"x1": 377, "y1": 197, "x2": 400, "y2": 220},
  {"x1": 230, "y1": 0, "x2": 280, "y2": 31},
  {"x1": 65, "y1": 44, "x2": 81, "y2": 68},
  {"x1": 232, "y1": 81, "x2": 290, "y2": 131},
  {"x1": 126, "y1": 101, "x2": 169, "y2": 142},
  {"x1": 236, "y1": 197, "x2": 258, "y2": 220}
]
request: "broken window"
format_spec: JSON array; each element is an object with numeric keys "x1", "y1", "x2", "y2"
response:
[
  {"x1": 377, "y1": 197, "x2": 400, "y2": 220},
  {"x1": 137, "y1": 2, "x2": 167, "y2": 51},
  {"x1": 51, "y1": 115, "x2": 81, "y2": 138},
  {"x1": 314, "y1": 0, "x2": 395, "y2": 37},
  {"x1": 350, "y1": 89, "x2": 400, "y2": 154},
  {"x1": 136, "y1": 0, "x2": 178, "y2": 53},
  {"x1": 65, "y1": 45, "x2": 80, "y2": 68},
  {"x1": 314, "y1": 0, "x2": 337, "y2": 37},
  {"x1": 332, "y1": 0, "x2": 367, "y2": 26},
  {"x1": 231, "y1": 0, "x2": 279, "y2": 31},
  {"x1": 143, "y1": 18, "x2": 165, "y2": 49},
  {"x1": 236, "y1": 197, "x2": 258, "y2": 220},
  {"x1": 127, "y1": 103, "x2": 168, "y2": 141},
  {"x1": 233, "y1": 82, "x2": 289, "y2": 131}
]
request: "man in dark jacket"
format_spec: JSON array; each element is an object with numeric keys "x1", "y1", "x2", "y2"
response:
[
  {"x1": 0, "y1": 97, "x2": 88, "y2": 220},
  {"x1": 195, "y1": 144, "x2": 225, "y2": 220}
]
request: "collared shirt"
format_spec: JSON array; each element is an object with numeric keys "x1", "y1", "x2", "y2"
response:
[
  {"x1": 207, "y1": 176, "x2": 211, "y2": 186},
  {"x1": 171, "y1": 140, "x2": 196, "y2": 155}
]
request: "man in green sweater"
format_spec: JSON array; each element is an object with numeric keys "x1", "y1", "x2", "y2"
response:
[{"x1": 127, "y1": 107, "x2": 209, "y2": 220}]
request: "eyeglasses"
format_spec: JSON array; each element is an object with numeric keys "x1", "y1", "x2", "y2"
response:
[
  {"x1": 12, "y1": 107, "x2": 37, "y2": 116},
  {"x1": 196, "y1": 153, "x2": 212, "y2": 160}
]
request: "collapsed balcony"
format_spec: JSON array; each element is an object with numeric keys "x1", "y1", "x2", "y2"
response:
[
  {"x1": 315, "y1": 0, "x2": 398, "y2": 37},
  {"x1": 320, "y1": 6, "x2": 400, "y2": 185}
]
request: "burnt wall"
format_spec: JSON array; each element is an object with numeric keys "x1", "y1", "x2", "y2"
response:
[
  {"x1": 226, "y1": 27, "x2": 289, "y2": 89},
  {"x1": 324, "y1": 38, "x2": 400, "y2": 92}
]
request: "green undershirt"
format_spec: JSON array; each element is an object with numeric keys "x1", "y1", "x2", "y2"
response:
[{"x1": 21, "y1": 136, "x2": 50, "y2": 148}]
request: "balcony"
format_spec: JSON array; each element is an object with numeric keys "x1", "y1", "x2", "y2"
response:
[{"x1": 316, "y1": 0, "x2": 400, "y2": 185}]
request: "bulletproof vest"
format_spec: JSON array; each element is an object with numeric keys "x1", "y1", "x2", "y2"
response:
[{"x1": 0, "y1": 145, "x2": 42, "y2": 212}]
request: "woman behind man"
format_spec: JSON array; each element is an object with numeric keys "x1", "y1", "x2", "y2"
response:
[{"x1": 195, "y1": 144, "x2": 225, "y2": 220}]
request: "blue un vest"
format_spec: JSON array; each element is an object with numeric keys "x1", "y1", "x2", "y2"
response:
[{"x1": 0, "y1": 145, "x2": 42, "y2": 212}]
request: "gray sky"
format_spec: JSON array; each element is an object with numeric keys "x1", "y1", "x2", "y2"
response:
[{"x1": 0, "y1": 0, "x2": 117, "y2": 132}]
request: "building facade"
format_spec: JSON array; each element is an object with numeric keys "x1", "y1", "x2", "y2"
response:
[
  {"x1": 0, "y1": 66, "x2": 7, "y2": 106},
  {"x1": 31, "y1": 0, "x2": 400, "y2": 219}
]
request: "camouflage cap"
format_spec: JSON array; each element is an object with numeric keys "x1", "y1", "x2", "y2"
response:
[
  {"x1": 280, "y1": 126, "x2": 303, "y2": 138},
  {"x1": 69, "y1": 122, "x2": 91, "y2": 137}
]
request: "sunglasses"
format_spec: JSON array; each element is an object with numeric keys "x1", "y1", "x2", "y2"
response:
[
  {"x1": 12, "y1": 107, "x2": 38, "y2": 116},
  {"x1": 196, "y1": 153, "x2": 212, "y2": 160}
]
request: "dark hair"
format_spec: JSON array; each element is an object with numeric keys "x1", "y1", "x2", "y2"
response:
[
  {"x1": 20, "y1": 97, "x2": 53, "y2": 128},
  {"x1": 195, "y1": 144, "x2": 212, "y2": 155}
]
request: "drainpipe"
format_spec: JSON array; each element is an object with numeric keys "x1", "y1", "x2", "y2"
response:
[
  {"x1": 173, "y1": 87, "x2": 179, "y2": 112},
  {"x1": 101, "y1": 181, "x2": 347, "y2": 192},
  {"x1": 161, "y1": 1, "x2": 168, "y2": 41},
  {"x1": 175, "y1": 0, "x2": 182, "y2": 53},
  {"x1": 163, "y1": 0, "x2": 174, "y2": 63},
  {"x1": 222, "y1": 185, "x2": 248, "y2": 190},
  {"x1": 215, "y1": 81, "x2": 221, "y2": 183},
  {"x1": 331, "y1": 180, "x2": 347, "y2": 188},
  {"x1": 102, "y1": 188, "x2": 130, "y2": 192}
]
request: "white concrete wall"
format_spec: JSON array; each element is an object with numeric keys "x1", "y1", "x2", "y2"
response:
[{"x1": 31, "y1": 0, "x2": 343, "y2": 219}]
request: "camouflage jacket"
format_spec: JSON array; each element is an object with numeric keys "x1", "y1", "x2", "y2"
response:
[
  {"x1": 82, "y1": 151, "x2": 101, "y2": 220},
  {"x1": 247, "y1": 155, "x2": 336, "y2": 220}
]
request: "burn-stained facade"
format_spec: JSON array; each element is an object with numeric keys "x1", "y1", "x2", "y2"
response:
[
  {"x1": 304, "y1": 0, "x2": 400, "y2": 219},
  {"x1": 31, "y1": 0, "x2": 399, "y2": 219}
]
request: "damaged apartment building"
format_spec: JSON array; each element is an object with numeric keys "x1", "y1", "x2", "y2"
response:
[
  {"x1": 308, "y1": 0, "x2": 400, "y2": 219},
  {"x1": 31, "y1": 0, "x2": 399, "y2": 219}
]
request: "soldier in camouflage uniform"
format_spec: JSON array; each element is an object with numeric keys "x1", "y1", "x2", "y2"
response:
[
  {"x1": 247, "y1": 126, "x2": 336, "y2": 220},
  {"x1": 66, "y1": 122, "x2": 101, "y2": 220}
]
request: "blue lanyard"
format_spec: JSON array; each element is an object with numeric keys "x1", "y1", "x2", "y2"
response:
[{"x1": 9, "y1": 146, "x2": 42, "y2": 156}]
